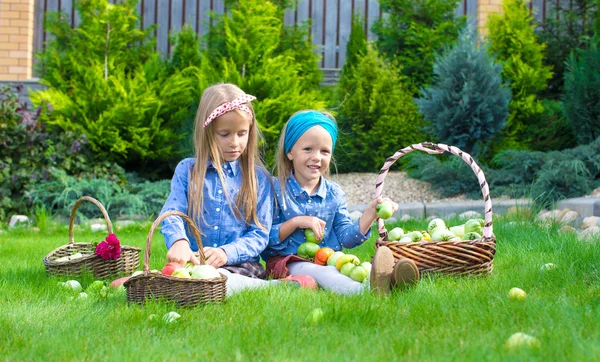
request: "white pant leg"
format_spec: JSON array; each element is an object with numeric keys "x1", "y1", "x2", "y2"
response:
[
  {"x1": 217, "y1": 268, "x2": 280, "y2": 296},
  {"x1": 287, "y1": 262, "x2": 366, "y2": 296}
]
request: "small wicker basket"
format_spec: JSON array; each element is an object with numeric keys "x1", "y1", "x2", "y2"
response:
[
  {"x1": 375, "y1": 142, "x2": 496, "y2": 276},
  {"x1": 43, "y1": 196, "x2": 141, "y2": 278},
  {"x1": 124, "y1": 210, "x2": 227, "y2": 307}
]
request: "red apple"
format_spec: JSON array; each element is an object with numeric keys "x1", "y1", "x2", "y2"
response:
[{"x1": 161, "y1": 262, "x2": 178, "y2": 276}]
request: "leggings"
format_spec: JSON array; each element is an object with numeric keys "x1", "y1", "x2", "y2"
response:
[
  {"x1": 218, "y1": 268, "x2": 280, "y2": 296},
  {"x1": 288, "y1": 262, "x2": 366, "y2": 295}
]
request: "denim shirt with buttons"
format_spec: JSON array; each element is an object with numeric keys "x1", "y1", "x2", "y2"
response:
[
  {"x1": 159, "y1": 158, "x2": 273, "y2": 265},
  {"x1": 261, "y1": 173, "x2": 370, "y2": 260}
]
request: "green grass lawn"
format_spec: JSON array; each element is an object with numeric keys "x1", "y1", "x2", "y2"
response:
[{"x1": 1, "y1": 218, "x2": 599, "y2": 361}]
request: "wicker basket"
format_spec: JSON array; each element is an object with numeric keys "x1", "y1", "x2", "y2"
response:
[
  {"x1": 124, "y1": 210, "x2": 227, "y2": 307},
  {"x1": 375, "y1": 142, "x2": 496, "y2": 276},
  {"x1": 43, "y1": 196, "x2": 141, "y2": 278}
]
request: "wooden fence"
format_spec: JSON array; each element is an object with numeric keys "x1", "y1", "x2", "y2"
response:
[{"x1": 34, "y1": 0, "x2": 553, "y2": 70}]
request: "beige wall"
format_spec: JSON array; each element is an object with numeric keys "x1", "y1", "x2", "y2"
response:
[{"x1": 0, "y1": 0, "x2": 35, "y2": 80}]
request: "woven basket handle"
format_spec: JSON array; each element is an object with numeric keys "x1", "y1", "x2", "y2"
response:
[
  {"x1": 68, "y1": 196, "x2": 114, "y2": 244},
  {"x1": 375, "y1": 142, "x2": 493, "y2": 239},
  {"x1": 144, "y1": 210, "x2": 207, "y2": 272}
]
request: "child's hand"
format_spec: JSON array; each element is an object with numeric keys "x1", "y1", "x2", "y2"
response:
[
  {"x1": 293, "y1": 216, "x2": 326, "y2": 241},
  {"x1": 203, "y1": 247, "x2": 228, "y2": 268},
  {"x1": 166, "y1": 239, "x2": 200, "y2": 268},
  {"x1": 359, "y1": 197, "x2": 399, "y2": 234}
]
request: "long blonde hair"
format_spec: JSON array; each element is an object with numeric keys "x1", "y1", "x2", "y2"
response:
[
  {"x1": 276, "y1": 110, "x2": 336, "y2": 207},
  {"x1": 188, "y1": 83, "x2": 265, "y2": 231}
]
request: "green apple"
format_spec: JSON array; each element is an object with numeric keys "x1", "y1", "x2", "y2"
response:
[
  {"x1": 69, "y1": 252, "x2": 83, "y2": 260},
  {"x1": 297, "y1": 242, "x2": 320, "y2": 260},
  {"x1": 171, "y1": 268, "x2": 191, "y2": 279},
  {"x1": 327, "y1": 251, "x2": 345, "y2": 267},
  {"x1": 504, "y1": 332, "x2": 541, "y2": 351},
  {"x1": 76, "y1": 292, "x2": 89, "y2": 300},
  {"x1": 85, "y1": 280, "x2": 105, "y2": 295},
  {"x1": 449, "y1": 225, "x2": 465, "y2": 238},
  {"x1": 427, "y1": 218, "x2": 446, "y2": 234},
  {"x1": 463, "y1": 232, "x2": 481, "y2": 240},
  {"x1": 349, "y1": 265, "x2": 368, "y2": 283},
  {"x1": 55, "y1": 256, "x2": 70, "y2": 263},
  {"x1": 340, "y1": 262, "x2": 356, "y2": 277},
  {"x1": 376, "y1": 201, "x2": 394, "y2": 219},
  {"x1": 508, "y1": 287, "x2": 526, "y2": 300},
  {"x1": 336, "y1": 254, "x2": 360, "y2": 271},
  {"x1": 360, "y1": 262, "x2": 372, "y2": 275},
  {"x1": 387, "y1": 227, "x2": 404, "y2": 241},
  {"x1": 162, "y1": 311, "x2": 181, "y2": 323},
  {"x1": 306, "y1": 308, "x2": 324, "y2": 324},
  {"x1": 191, "y1": 265, "x2": 220, "y2": 279},
  {"x1": 63, "y1": 280, "x2": 82, "y2": 293},
  {"x1": 304, "y1": 229, "x2": 319, "y2": 244},
  {"x1": 131, "y1": 270, "x2": 144, "y2": 277}
]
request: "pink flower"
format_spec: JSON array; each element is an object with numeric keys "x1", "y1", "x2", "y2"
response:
[{"x1": 95, "y1": 233, "x2": 121, "y2": 260}]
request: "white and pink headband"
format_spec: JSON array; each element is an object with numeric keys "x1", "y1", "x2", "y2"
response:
[{"x1": 203, "y1": 94, "x2": 257, "y2": 127}]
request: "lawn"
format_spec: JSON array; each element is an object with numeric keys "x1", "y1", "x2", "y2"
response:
[{"x1": 1, "y1": 217, "x2": 599, "y2": 361}]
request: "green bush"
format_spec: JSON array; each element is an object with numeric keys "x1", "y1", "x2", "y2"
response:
[
  {"x1": 486, "y1": 0, "x2": 553, "y2": 150},
  {"x1": 336, "y1": 43, "x2": 425, "y2": 172},
  {"x1": 563, "y1": 37, "x2": 600, "y2": 144},
  {"x1": 373, "y1": 0, "x2": 465, "y2": 90},
  {"x1": 26, "y1": 169, "x2": 171, "y2": 219},
  {"x1": 415, "y1": 24, "x2": 511, "y2": 159},
  {"x1": 537, "y1": 0, "x2": 598, "y2": 99},
  {"x1": 0, "y1": 86, "x2": 125, "y2": 221},
  {"x1": 527, "y1": 100, "x2": 576, "y2": 151},
  {"x1": 197, "y1": 0, "x2": 325, "y2": 167},
  {"x1": 32, "y1": 0, "x2": 204, "y2": 178}
]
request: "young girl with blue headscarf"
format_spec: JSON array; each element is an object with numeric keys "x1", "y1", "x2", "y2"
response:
[{"x1": 263, "y1": 110, "x2": 420, "y2": 295}]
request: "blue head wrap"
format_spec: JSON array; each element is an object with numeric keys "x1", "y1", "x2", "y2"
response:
[{"x1": 283, "y1": 111, "x2": 338, "y2": 154}]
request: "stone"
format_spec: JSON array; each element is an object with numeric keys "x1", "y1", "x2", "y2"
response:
[
  {"x1": 349, "y1": 211, "x2": 362, "y2": 222},
  {"x1": 560, "y1": 211, "x2": 580, "y2": 225},
  {"x1": 9, "y1": 215, "x2": 30, "y2": 228},
  {"x1": 459, "y1": 210, "x2": 482, "y2": 219},
  {"x1": 400, "y1": 214, "x2": 412, "y2": 221},
  {"x1": 581, "y1": 216, "x2": 600, "y2": 230},
  {"x1": 536, "y1": 209, "x2": 561, "y2": 223},
  {"x1": 558, "y1": 225, "x2": 577, "y2": 234},
  {"x1": 579, "y1": 226, "x2": 600, "y2": 241},
  {"x1": 90, "y1": 224, "x2": 108, "y2": 232}
]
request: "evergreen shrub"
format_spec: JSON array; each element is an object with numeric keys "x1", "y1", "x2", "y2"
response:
[{"x1": 415, "y1": 24, "x2": 511, "y2": 159}]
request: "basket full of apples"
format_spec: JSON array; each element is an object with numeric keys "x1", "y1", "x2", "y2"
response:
[
  {"x1": 43, "y1": 196, "x2": 141, "y2": 278},
  {"x1": 123, "y1": 210, "x2": 227, "y2": 307},
  {"x1": 374, "y1": 142, "x2": 496, "y2": 276}
]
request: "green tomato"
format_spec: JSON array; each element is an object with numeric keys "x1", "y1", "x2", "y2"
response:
[
  {"x1": 297, "y1": 242, "x2": 320, "y2": 260},
  {"x1": 304, "y1": 228, "x2": 318, "y2": 244}
]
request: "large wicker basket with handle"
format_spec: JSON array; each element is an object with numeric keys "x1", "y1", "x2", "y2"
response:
[
  {"x1": 124, "y1": 210, "x2": 228, "y2": 307},
  {"x1": 375, "y1": 142, "x2": 496, "y2": 276},
  {"x1": 43, "y1": 196, "x2": 141, "y2": 278}
]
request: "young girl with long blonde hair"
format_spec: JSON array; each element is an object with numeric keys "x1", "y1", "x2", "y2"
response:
[{"x1": 159, "y1": 84, "x2": 315, "y2": 295}]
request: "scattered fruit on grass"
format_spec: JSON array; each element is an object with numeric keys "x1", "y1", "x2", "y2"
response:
[
  {"x1": 77, "y1": 292, "x2": 89, "y2": 300},
  {"x1": 161, "y1": 262, "x2": 178, "y2": 276},
  {"x1": 376, "y1": 201, "x2": 394, "y2": 220},
  {"x1": 85, "y1": 280, "x2": 105, "y2": 295},
  {"x1": 191, "y1": 265, "x2": 220, "y2": 279},
  {"x1": 162, "y1": 311, "x2": 181, "y2": 323},
  {"x1": 327, "y1": 252, "x2": 345, "y2": 267},
  {"x1": 349, "y1": 265, "x2": 369, "y2": 283},
  {"x1": 109, "y1": 277, "x2": 130, "y2": 288},
  {"x1": 63, "y1": 280, "x2": 82, "y2": 293},
  {"x1": 306, "y1": 308, "x2": 324, "y2": 324},
  {"x1": 336, "y1": 254, "x2": 360, "y2": 271},
  {"x1": 314, "y1": 247, "x2": 334, "y2": 266},
  {"x1": 504, "y1": 332, "x2": 541, "y2": 351},
  {"x1": 172, "y1": 268, "x2": 192, "y2": 279},
  {"x1": 340, "y1": 262, "x2": 355, "y2": 277},
  {"x1": 508, "y1": 287, "x2": 527, "y2": 300},
  {"x1": 147, "y1": 314, "x2": 159, "y2": 322},
  {"x1": 298, "y1": 242, "x2": 320, "y2": 260},
  {"x1": 387, "y1": 227, "x2": 404, "y2": 241},
  {"x1": 541, "y1": 263, "x2": 556, "y2": 271},
  {"x1": 304, "y1": 228, "x2": 319, "y2": 244}
]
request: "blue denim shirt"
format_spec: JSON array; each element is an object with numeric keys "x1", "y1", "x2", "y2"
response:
[
  {"x1": 261, "y1": 173, "x2": 370, "y2": 260},
  {"x1": 159, "y1": 158, "x2": 273, "y2": 265}
]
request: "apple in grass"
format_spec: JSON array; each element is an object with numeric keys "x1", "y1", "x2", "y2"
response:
[
  {"x1": 508, "y1": 287, "x2": 527, "y2": 300},
  {"x1": 504, "y1": 332, "x2": 541, "y2": 351}
]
